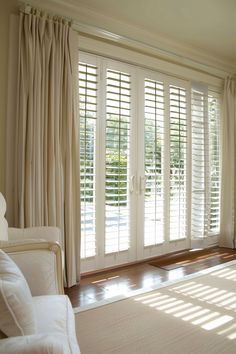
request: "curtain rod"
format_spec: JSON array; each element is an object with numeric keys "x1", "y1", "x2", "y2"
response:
[{"x1": 19, "y1": 3, "x2": 72, "y2": 24}]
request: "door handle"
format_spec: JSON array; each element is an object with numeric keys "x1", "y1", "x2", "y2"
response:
[{"x1": 129, "y1": 175, "x2": 135, "y2": 193}]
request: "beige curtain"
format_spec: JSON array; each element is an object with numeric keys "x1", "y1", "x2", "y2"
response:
[
  {"x1": 220, "y1": 77, "x2": 236, "y2": 248},
  {"x1": 14, "y1": 10, "x2": 80, "y2": 287}
]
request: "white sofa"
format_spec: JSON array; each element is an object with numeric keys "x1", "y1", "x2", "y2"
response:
[{"x1": 0, "y1": 193, "x2": 81, "y2": 353}]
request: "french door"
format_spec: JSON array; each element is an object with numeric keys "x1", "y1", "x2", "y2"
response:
[
  {"x1": 137, "y1": 72, "x2": 191, "y2": 261},
  {"x1": 79, "y1": 52, "x2": 220, "y2": 273},
  {"x1": 80, "y1": 54, "x2": 136, "y2": 272}
]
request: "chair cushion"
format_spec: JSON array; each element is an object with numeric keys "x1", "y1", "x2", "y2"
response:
[
  {"x1": 0, "y1": 193, "x2": 8, "y2": 241},
  {"x1": 0, "y1": 250, "x2": 37, "y2": 337},
  {"x1": 33, "y1": 295, "x2": 80, "y2": 353}
]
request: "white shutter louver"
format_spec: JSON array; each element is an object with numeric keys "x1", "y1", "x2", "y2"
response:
[
  {"x1": 191, "y1": 88, "x2": 207, "y2": 238},
  {"x1": 79, "y1": 62, "x2": 98, "y2": 258},
  {"x1": 105, "y1": 69, "x2": 131, "y2": 254},
  {"x1": 169, "y1": 85, "x2": 187, "y2": 240},
  {"x1": 208, "y1": 93, "x2": 220, "y2": 234},
  {"x1": 144, "y1": 79, "x2": 165, "y2": 246},
  {"x1": 191, "y1": 87, "x2": 221, "y2": 238}
]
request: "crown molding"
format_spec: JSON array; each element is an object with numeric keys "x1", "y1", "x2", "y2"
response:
[
  {"x1": 74, "y1": 23, "x2": 230, "y2": 80},
  {"x1": 23, "y1": 0, "x2": 236, "y2": 76}
]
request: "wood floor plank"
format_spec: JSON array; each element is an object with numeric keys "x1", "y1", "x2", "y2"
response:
[{"x1": 65, "y1": 247, "x2": 236, "y2": 307}]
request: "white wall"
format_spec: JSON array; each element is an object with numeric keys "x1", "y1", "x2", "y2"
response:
[{"x1": 0, "y1": 0, "x2": 18, "y2": 193}]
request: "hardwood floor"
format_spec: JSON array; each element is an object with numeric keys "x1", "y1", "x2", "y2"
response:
[{"x1": 65, "y1": 247, "x2": 236, "y2": 308}]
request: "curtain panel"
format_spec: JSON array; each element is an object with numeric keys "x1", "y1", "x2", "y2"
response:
[
  {"x1": 14, "y1": 10, "x2": 80, "y2": 287},
  {"x1": 220, "y1": 77, "x2": 236, "y2": 248}
]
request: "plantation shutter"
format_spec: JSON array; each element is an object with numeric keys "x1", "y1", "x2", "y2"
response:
[
  {"x1": 169, "y1": 85, "x2": 187, "y2": 240},
  {"x1": 144, "y1": 78, "x2": 165, "y2": 246},
  {"x1": 208, "y1": 93, "x2": 221, "y2": 234},
  {"x1": 191, "y1": 86, "x2": 221, "y2": 238},
  {"x1": 79, "y1": 62, "x2": 98, "y2": 258},
  {"x1": 191, "y1": 86, "x2": 208, "y2": 238},
  {"x1": 105, "y1": 68, "x2": 131, "y2": 254}
]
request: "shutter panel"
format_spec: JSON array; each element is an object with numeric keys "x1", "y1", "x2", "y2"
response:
[
  {"x1": 169, "y1": 85, "x2": 187, "y2": 240},
  {"x1": 105, "y1": 69, "x2": 131, "y2": 254},
  {"x1": 208, "y1": 93, "x2": 221, "y2": 234},
  {"x1": 79, "y1": 62, "x2": 98, "y2": 258},
  {"x1": 191, "y1": 87, "x2": 221, "y2": 238},
  {"x1": 144, "y1": 79, "x2": 165, "y2": 246},
  {"x1": 191, "y1": 87, "x2": 208, "y2": 238}
]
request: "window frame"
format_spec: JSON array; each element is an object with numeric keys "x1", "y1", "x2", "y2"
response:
[{"x1": 79, "y1": 51, "x2": 222, "y2": 273}]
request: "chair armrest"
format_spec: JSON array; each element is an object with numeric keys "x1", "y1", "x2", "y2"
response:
[
  {"x1": 1, "y1": 241, "x2": 64, "y2": 296},
  {"x1": 8, "y1": 226, "x2": 62, "y2": 246},
  {"x1": 0, "y1": 333, "x2": 80, "y2": 354}
]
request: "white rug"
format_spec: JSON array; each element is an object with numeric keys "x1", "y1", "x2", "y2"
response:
[{"x1": 75, "y1": 260, "x2": 236, "y2": 354}]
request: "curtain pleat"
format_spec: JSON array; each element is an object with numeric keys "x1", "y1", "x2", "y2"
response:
[
  {"x1": 220, "y1": 77, "x2": 236, "y2": 248},
  {"x1": 14, "y1": 11, "x2": 80, "y2": 287}
]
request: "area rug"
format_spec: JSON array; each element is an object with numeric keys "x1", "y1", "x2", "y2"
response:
[
  {"x1": 75, "y1": 260, "x2": 236, "y2": 354},
  {"x1": 149, "y1": 251, "x2": 235, "y2": 271}
]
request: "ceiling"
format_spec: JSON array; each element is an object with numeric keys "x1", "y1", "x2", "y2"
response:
[{"x1": 64, "y1": 0, "x2": 236, "y2": 68}]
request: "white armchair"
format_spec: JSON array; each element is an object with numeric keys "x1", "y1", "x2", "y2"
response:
[
  {"x1": 0, "y1": 190, "x2": 80, "y2": 353},
  {"x1": 0, "y1": 245, "x2": 80, "y2": 354},
  {"x1": 0, "y1": 193, "x2": 65, "y2": 289}
]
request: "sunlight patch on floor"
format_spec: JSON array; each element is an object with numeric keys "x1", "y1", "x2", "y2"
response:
[
  {"x1": 133, "y1": 265, "x2": 236, "y2": 341},
  {"x1": 210, "y1": 268, "x2": 236, "y2": 280},
  {"x1": 169, "y1": 280, "x2": 236, "y2": 312},
  {"x1": 202, "y1": 315, "x2": 233, "y2": 331}
]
